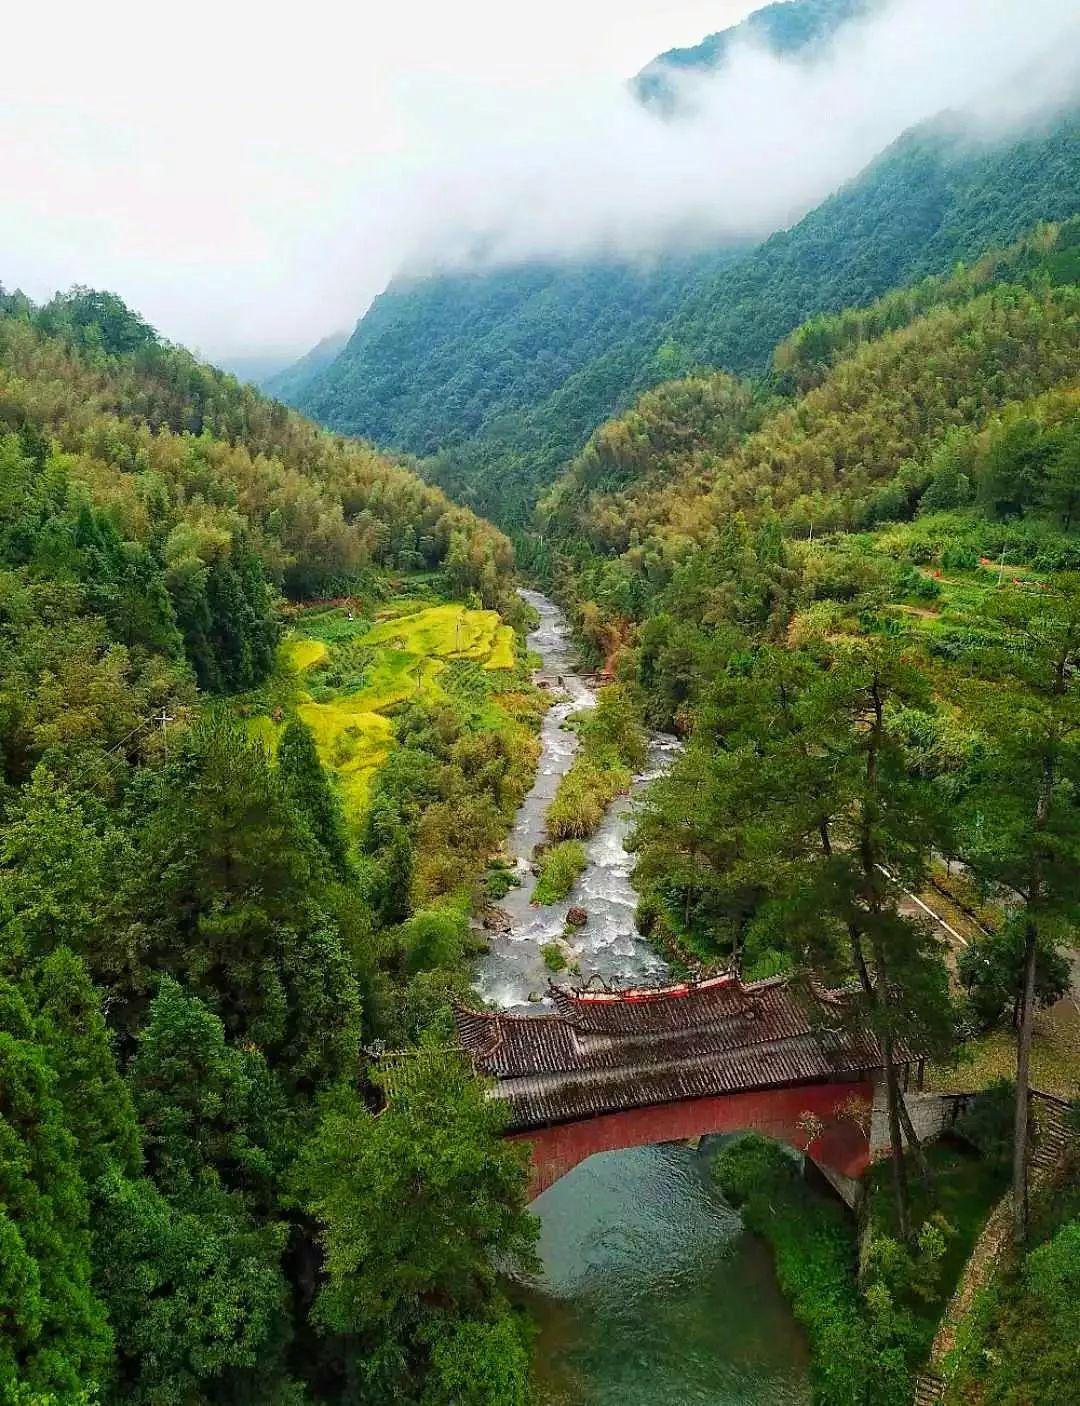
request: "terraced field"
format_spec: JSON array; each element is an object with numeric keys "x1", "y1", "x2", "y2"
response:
[{"x1": 241, "y1": 599, "x2": 519, "y2": 819}]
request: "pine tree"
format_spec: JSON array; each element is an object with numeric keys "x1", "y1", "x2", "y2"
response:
[
  {"x1": 0, "y1": 976, "x2": 112, "y2": 1399},
  {"x1": 277, "y1": 715, "x2": 352, "y2": 879},
  {"x1": 961, "y1": 573, "x2": 1080, "y2": 1243},
  {"x1": 33, "y1": 945, "x2": 141, "y2": 1184}
]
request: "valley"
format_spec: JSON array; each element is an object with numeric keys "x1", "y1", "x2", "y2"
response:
[{"x1": 3, "y1": 1, "x2": 1080, "y2": 1404}]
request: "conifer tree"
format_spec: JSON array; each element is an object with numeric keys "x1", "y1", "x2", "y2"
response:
[
  {"x1": 0, "y1": 976, "x2": 112, "y2": 1399},
  {"x1": 961, "y1": 574, "x2": 1080, "y2": 1242},
  {"x1": 278, "y1": 715, "x2": 353, "y2": 879}
]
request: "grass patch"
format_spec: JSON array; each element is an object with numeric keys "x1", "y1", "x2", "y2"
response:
[
  {"x1": 283, "y1": 636, "x2": 329, "y2": 672},
  {"x1": 485, "y1": 624, "x2": 516, "y2": 671},
  {"x1": 532, "y1": 841, "x2": 586, "y2": 905},
  {"x1": 925, "y1": 999, "x2": 1080, "y2": 1100},
  {"x1": 540, "y1": 941, "x2": 568, "y2": 973}
]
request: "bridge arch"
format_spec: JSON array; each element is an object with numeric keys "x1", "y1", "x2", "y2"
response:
[{"x1": 514, "y1": 1079, "x2": 874, "y2": 1199}]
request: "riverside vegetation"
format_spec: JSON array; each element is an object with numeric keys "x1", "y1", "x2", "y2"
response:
[
  {"x1": 518, "y1": 215, "x2": 1080, "y2": 1400},
  {"x1": 0, "y1": 287, "x2": 543, "y2": 1405},
  {"x1": 5, "y1": 29, "x2": 1080, "y2": 1404}
]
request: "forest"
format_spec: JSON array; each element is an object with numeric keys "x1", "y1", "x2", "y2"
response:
[
  {"x1": 6, "y1": 198, "x2": 1079, "y2": 1404},
  {"x1": 5, "y1": 5, "x2": 1080, "y2": 1395},
  {"x1": 0, "y1": 289, "x2": 542, "y2": 1405},
  {"x1": 518, "y1": 213, "x2": 1080, "y2": 1402},
  {"x1": 278, "y1": 106, "x2": 1080, "y2": 527}
]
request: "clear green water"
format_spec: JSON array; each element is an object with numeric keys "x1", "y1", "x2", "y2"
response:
[{"x1": 514, "y1": 1142, "x2": 811, "y2": 1406}]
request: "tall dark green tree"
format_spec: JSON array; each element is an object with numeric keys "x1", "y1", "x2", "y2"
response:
[
  {"x1": 634, "y1": 638, "x2": 956, "y2": 1236},
  {"x1": 0, "y1": 976, "x2": 113, "y2": 1401},
  {"x1": 961, "y1": 574, "x2": 1080, "y2": 1242},
  {"x1": 278, "y1": 715, "x2": 353, "y2": 879},
  {"x1": 33, "y1": 945, "x2": 142, "y2": 1185},
  {"x1": 291, "y1": 1056, "x2": 536, "y2": 1404},
  {"x1": 133, "y1": 719, "x2": 363, "y2": 1087}
]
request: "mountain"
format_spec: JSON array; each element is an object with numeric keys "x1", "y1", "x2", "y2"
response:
[
  {"x1": 274, "y1": 1, "x2": 1080, "y2": 533},
  {"x1": 263, "y1": 327, "x2": 349, "y2": 401},
  {"x1": 424, "y1": 111, "x2": 1080, "y2": 525},
  {"x1": 542, "y1": 218, "x2": 1080, "y2": 568},
  {"x1": 274, "y1": 0, "x2": 874, "y2": 493},
  {"x1": 291, "y1": 250, "x2": 742, "y2": 457},
  {"x1": 632, "y1": 0, "x2": 874, "y2": 110}
]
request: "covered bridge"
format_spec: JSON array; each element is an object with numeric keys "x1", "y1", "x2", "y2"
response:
[{"x1": 453, "y1": 973, "x2": 917, "y2": 1197}]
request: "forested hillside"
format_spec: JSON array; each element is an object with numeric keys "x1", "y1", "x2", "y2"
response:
[
  {"x1": 263, "y1": 328, "x2": 349, "y2": 402},
  {"x1": 528, "y1": 220, "x2": 1080, "y2": 1404},
  {"x1": 533, "y1": 216, "x2": 1080, "y2": 972},
  {"x1": 543, "y1": 221, "x2": 1080, "y2": 562},
  {"x1": 288, "y1": 108, "x2": 1080, "y2": 527},
  {"x1": 0, "y1": 288, "x2": 542, "y2": 1404},
  {"x1": 291, "y1": 251, "x2": 739, "y2": 459},
  {"x1": 542, "y1": 218, "x2": 1080, "y2": 649},
  {"x1": 632, "y1": 0, "x2": 873, "y2": 108}
]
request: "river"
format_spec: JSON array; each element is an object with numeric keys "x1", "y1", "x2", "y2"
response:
[{"x1": 474, "y1": 589, "x2": 810, "y2": 1406}]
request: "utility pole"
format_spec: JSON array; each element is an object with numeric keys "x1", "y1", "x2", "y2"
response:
[{"x1": 157, "y1": 708, "x2": 175, "y2": 757}]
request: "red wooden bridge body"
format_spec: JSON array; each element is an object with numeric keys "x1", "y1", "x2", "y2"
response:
[{"x1": 454, "y1": 974, "x2": 908, "y2": 1199}]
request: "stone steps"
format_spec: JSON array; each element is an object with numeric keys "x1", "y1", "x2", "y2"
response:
[{"x1": 912, "y1": 1371, "x2": 945, "y2": 1405}]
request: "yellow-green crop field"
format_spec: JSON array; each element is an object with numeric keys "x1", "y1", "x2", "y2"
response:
[{"x1": 241, "y1": 601, "x2": 519, "y2": 819}]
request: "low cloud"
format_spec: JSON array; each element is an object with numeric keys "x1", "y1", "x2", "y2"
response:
[
  {"x1": 382, "y1": 0, "x2": 1080, "y2": 279},
  {"x1": 2, "y1": 0, "x2": 1077, "y2": 356}
]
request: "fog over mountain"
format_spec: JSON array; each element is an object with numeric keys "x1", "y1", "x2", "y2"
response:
[
  {"x1": 3, "y1": 0, "x2": 1077, "y2": 358},
  {"x1": 386, "y1": 0, "x2": 1080, "y2": 278}
]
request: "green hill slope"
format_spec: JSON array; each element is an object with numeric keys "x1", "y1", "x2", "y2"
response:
[
  {"x1": 434, "y1": 114, "x2": 1080, "y2": 524},
  {"x1": 0, "y1": 288, "x2": 542, "y2": 1404},
  {"x1": 538, "y1": 217, "x2": 1080, "y2": 656},
  {"x1": 293, "y1": 250, "x2": 740, "y2": 454},
  {"x1": 632, "y1": 0, "x2": 874, "y2": 109},
  {"x1": 287, "y1": 108, "x2": 1080, "y2": 530}
]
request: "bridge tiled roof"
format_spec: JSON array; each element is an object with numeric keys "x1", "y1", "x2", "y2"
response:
[{"x1": 454, "y1": 975, "x2": 904, "y2": 1131}]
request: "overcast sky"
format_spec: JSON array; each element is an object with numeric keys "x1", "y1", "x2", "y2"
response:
[
  {"x1": 3, "y1": 1, "x2": 1077, "y2": 362},
  {"x1": 1, "y1": 1, "x2": 754, "y2": 359}
]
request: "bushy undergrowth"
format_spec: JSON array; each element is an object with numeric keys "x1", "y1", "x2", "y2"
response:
[
  {"x1": 532, "y1": 841, "x2": 586, "y2": 906},
  {"x1": 713, "y1": 1136, "x2": 891, "y2": 1406},
  {"x1": 945, "y1": 1147, "x2": 1080, "y2": 1404},
  {"x1": 714, "y1": 1133, "x2": 1007, "y2": 1406},
  {"x1": 539, "y1": 941, "x2": 569, "y2": 973},
  {"x1": 546, "y1": 686, "x2": 645, "y2": 840}
]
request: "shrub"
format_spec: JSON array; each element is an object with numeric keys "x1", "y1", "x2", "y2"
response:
[
  {"x1": 712, "y1": 1136, "x2": 888, "y2": 1406},
  {"x1": 398, "y1": 907, "x2": 474, "y2": 976},
  {"x1": 545, "y1": 685, "x2": 644, "y2": 841},
  {"x1": 955, "y1": 1080, "x2": 1015, "y2": 1170},
  {"x1": 539, "y1": 942, "x2": 568, "y2": 973},
  {"x1": 484, "y1": 867, "x2": 519, "y2": 900},
  {"x1": 532, "y1": 842, "x2": 586, "y2": 905}
]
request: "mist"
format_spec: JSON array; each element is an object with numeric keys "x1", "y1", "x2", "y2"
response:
[
  {"x1": 383, "y1": 0, "x2": 1080, "y2": 279},
  {"x1": 2, "y1": 0, "x2": 1077, "y2": 358}
]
